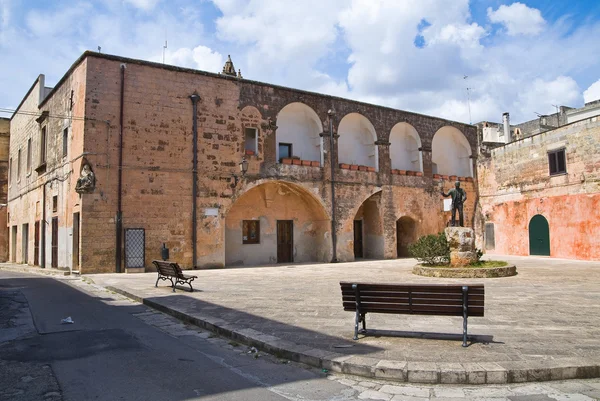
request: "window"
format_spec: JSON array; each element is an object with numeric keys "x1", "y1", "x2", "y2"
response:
[
  {"x1": 27, "y1": 138, "x2": 32, "y2": 173},
  {"x1": 52, "y1": 195, "x2": 58, "y2": 213},
  {"x1": 279, "y1": 143, "x2": 292, "y2": 161},
  {"x1": 40, "y1": 126, "x2": 47, "y2": 165},
  {"x1": 17, "y1": 149, "x2": 21, "y2": 181},
  {"x1": 244, "y1": 127, "x2": 257, "y2": 155},
  {"x1": 62, "y1": 128, "x2": 68, "y2": 158},
  {"x1": 548, "y1": 148, "x2": 566, "y2": 176},
  {"x1": 242, "y1": 220, "x2": 260, "y2": 244}
]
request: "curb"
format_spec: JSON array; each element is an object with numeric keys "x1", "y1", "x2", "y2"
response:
[
  {"x1": 106, "y1": 286, "x2": 600, "y2": 385},
  {"x1": 0, "y1": 265, "x2": 72, "y2": 277}
]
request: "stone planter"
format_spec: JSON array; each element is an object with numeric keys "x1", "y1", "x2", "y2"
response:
[
  {"x1": 281, "y1": 158, "x2": 292, "y2": 165},
  {"x1": 367, "y1": 166, "x2": 375, "y2": 172},
  {"x1": 311, "y1": 161, "x2": 320, "y2": 167},
  {"x1": 413, "y1": 264, "x2": 517, "y2": 278},
  {"x1": 415, "y1": 171, "x2": 423, "y2": 176},
  {"x1": 339, "y1": 163, "x2": 350, "y2": 169},
  {"x1": 292, "y1": 159, "x2": 302, "y2": 166},
  {"x1": 301, "y1": 160, "x2": 312, "y2": 166},
  {"x1": 350, "y1": 164, "x2": 359, "y2": 171},
  {"x1": 398, "y1": 170, "x2": 407, "y2": 175},
  {"x1": 358, "y1": 165, "x2": 367, "y2": 171},
  {"x1": 433, "y1": 174, "x2": 442, "y2": 179}
]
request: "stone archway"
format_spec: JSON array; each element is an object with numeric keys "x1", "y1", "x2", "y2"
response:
[
  {"x1": 396, "y1": 216, "x2": 417, "y2": 257},
  {"x1": 352, "y1": 192, "x2": 384, "y2": 259},
  {"x1": 338, "y1": 113, "x2": 378, "y2": 171},
  {"x1": 432, "y1": 126, "x2": 472, "y2": 177},
  {"x1": 390, "y1": 122, "x2": 422, "y2": 172},
  {"x1": 225, "y1": 181, "x2": 331, "y2": 266},
  {"x1": 276, "y1": 102, "x2": 323, "y2": 164}
]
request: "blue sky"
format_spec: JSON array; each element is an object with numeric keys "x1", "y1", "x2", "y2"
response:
[{"x1": 1, "y1": 0, "x2": 600, "y2": 124}]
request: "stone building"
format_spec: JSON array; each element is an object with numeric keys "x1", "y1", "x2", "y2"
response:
[
  {"x1": 0, "y1": 117, "x2": 8, "y2": 261},
  {"x1": 7, "y1": 51, "x2": 477, "y2": 273},
  {"x1": 476, "y1": 102, "x2": 600, "y2": 260}
]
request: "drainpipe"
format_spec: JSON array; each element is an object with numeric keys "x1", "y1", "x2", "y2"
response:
[
  {"x1": 328, "y1": 109, "x2": 338, "y2": 263},
  {"x1": 190, "y1": 94, "x2": 200, "y2": 269},
  {"x1": 116, "y1": 64, "x2": 126, "y2": 273}
]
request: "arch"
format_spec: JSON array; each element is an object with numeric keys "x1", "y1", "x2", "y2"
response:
[
  {"x1": 431, "y1": 126, "x2": 472, "y2": 177},
  {"x1": 396, "y1": 216, "x2": 417, "y2": 257},
  {"x1": 529, "y1": 214, "x2": 550, "y2": 256},
  {"x1": 352, "y1": 191, "x2": 384, "y2": 259},
  {"x1": 338, "y1": 113, "x2": 378, "y2": 171},
  {"x1": 389, "y1": 122, "x2": 422, "y2": 172},
  {"x1": 225, "y1": 181, "x2": 331, "y2": 266},
  {"x1": 276, "y1": 103, "x2": 323, "y2": 164}
]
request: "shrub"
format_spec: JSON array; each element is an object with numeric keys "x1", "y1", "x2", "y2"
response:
[{"x1": 408, "y1": 233, "x2": 450, "y2": 265}]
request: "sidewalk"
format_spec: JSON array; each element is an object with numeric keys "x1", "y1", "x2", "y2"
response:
[{"x1": 5, "y1": 256, "x2": 600, "y2": 384}]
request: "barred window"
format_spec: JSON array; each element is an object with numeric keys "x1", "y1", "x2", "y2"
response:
[
  {"x1": 242, "y1": 220, "x2": 260, "y2": 244},
  {"x1": 548, "y1": 148, "x2": 566, "y2": 176}
]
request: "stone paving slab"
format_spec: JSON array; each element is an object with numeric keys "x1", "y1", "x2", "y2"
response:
[{"x1": 6, "y1": 256, "x2": 600, "y2": 384}]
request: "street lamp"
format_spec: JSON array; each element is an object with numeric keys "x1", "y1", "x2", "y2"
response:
[{"x1": 232, "y1": 157, "x2": 248, "y2": 186}]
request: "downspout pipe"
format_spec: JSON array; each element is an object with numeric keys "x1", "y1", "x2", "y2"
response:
[
  {"x1": 190, "y1": 94, "x2": 200, "y2": 269},
  {"x1": 41, "y1": 183, "x2": 46, "y2": 268},
  {"x1": 328, "y1": 109, "x2": 338, "y2": 263},
  {"x1": 116, "y1": 64, "x2": 126, "y2": 273}
]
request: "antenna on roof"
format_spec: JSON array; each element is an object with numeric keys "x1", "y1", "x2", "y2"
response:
[{"x1": 162, "y1": 30, "x2": 168, "y2": 64}]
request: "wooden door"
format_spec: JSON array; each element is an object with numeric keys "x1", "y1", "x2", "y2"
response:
[
  {"x1": 353, "y1": 220, "x2": 363, "y2": 258},
  {"x1": 34, "y1": 221, "x2": 40, "y2": 265},
  {"x1": 73, "y1": 213, "x2": 80, "y2": 269},
  {"x1": 22, "y1": 224, "x2": 28, "y2": 263},
  {"x1": 51, "y1": 217, "x2": 58, "y2": 268},
  {"x1": 277, "y1": 220, "x2": 293, "y2": 263},
  {"x1": 529, "y1": 214, "x2": 550, "y2": 256}
]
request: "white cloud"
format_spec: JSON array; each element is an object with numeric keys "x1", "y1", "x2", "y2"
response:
[
  {"x1": 487, "y1": 2, "x2": 545, "y2": 36},
  {"x1": 167, "y1": 46, "x2": 224, "y2": 73},
  {"x1": 123, "y1": 0, "x2": 160, "y2": 11},
  {"x1": 583, "y1": 79, "x2": 600, "y2": 103},
  {"x1": 516, "y1": 76, "x2": 581, "y2": 117}
]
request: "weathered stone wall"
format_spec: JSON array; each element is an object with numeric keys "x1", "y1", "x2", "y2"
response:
[
  {"x1": 7, "y1": 64, "x2": 87, "y2": 269},
  {"x1": 11, "y1": 52, "x2": 478, "y2": 272},
  {"x1": 0, "y1": 118, "x2": 9, "y2": 261},
  {"x1": 477, "y1": 117, "x2": 600, "y2": 260}
]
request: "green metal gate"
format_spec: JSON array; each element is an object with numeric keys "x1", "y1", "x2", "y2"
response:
[{"x1": 529, "y1": 214, "x2": 550, "y2": 256}]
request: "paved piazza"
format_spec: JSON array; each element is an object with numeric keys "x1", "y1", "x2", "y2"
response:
[{"x1": 90, "y1": 255, "x2": 600, "y2": 380}]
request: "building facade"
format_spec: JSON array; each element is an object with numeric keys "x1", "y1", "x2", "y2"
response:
[
  {"x1": 7, "y1": 52, "x2": 477, "y2": 273},
  {"x1": 476, "y1": 110, "x2": 600, "y2": 260}
]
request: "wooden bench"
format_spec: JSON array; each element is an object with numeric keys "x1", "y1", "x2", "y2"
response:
[
  {"x1": 340, "y1": 282, "x2": 484, "y2": 347},
  {"x1": 153, "y1": 260, "x2": 198, "y2": 292}
]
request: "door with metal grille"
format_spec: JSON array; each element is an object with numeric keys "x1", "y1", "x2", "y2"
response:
[{"x1": 125, "y1": 228, "x2": 145, "y2": 268}]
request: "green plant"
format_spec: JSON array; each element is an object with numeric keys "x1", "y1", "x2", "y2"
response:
[{"x1": 408, "y1": 233, "x2": 450, "y2": 265}]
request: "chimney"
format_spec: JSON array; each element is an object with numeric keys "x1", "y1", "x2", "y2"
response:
[{"x1": 502, "y1": 112, "x2": 511, "y2": 143}]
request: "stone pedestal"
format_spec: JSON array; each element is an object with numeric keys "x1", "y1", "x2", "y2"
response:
[{"x1": 444, "y1": 227, "x2": 477, "y2": 267}]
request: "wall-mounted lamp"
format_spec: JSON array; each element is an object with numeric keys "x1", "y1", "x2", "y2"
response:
[{"x1": 232, "y1": 157, "x2": 249, "y2": 187}]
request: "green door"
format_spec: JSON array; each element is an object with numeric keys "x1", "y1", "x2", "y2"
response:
[{"x1": 529, "y1": 215, "x2": 550, "y2": 256}]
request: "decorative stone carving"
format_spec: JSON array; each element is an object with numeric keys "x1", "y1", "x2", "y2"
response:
[
  {"x1": 445, "y1": 227, "x2": 477, "y2": 267},
  {"x1": 75, "y1": 163, "x2": 95, "y2": 194}
]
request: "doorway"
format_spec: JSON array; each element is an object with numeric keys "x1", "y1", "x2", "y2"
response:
[
  {"x1": 11, "y1": 226, "x2": 17, "y2": 262},
  {"x1": 353, "y1": 220, "x2": 363, "y2": 258},
  {"x1": 277, "y1": 220, "x2": 293, "y2": 263},
  {"x1": 51, "y1": 217, "x2": 58, "y2": 268},
  {"x1": 396, "y1": 217, "x2": 416, "y2": 257},
  {"x1": 34, "y1": 221, "x2": 40, "y2": 265},
  {"x1": 73, "y1": 213, "x2": 80, "y2": 270},
  {"x1": 22, "y1": 224, "x2": 29, "y2": 264},
  {"x1": 529, "y1": 214, "x2": 550, "y2": 256}
]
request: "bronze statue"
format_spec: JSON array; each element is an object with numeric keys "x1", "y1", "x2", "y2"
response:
[
  {"x1": 75, "y1": 163, "x2": 95, "y2": 193},
  {"x1": 441, "y1": 181, "x2": 467, "y2": 227}
]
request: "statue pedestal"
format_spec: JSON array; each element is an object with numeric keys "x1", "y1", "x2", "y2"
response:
[{"x1": 444, "y1": 227, "x2": 477, "y2": 267}]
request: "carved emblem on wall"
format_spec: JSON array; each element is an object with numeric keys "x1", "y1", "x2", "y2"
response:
[{"x1": 75, "y1": 162, "x2": 96, "y2": 194}]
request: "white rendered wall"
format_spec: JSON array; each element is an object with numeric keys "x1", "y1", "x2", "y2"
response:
[
  {"x1": 338, "y1": 113, "x2": 378, "y2": 170},
  {"x1": 389, "y1": 122, "x2": 422, "y2": 171},
  {"x1": 276, "y1": 103, "x2": 323, "y2": 162},
  {"x1": 432, "y1": 126, "x2": 472, "y2": 177}
]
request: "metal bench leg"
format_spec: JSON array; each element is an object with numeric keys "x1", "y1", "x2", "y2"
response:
[
  {"x1": 353, "y1": 309, "x2": 360, "y2": 340},
  {"x1": 188, "y1": 281, "x2": 194, "y2": 292},
  {"x1": 359, "y1": 313, "x2": 367, "y2": 334},
  {"x1": 170, "y1": 278, "x2": 176, "y2": 292},
  {"x1": 155, "y1": 275, "x2": 160, "y2": 287},
  {"x1": 462, "y1": 286, "x2": 468, "y2": 347}
]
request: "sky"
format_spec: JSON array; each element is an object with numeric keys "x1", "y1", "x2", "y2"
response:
[{"x1": 1, "y1": 0, "x2": 600, "y2": 124}]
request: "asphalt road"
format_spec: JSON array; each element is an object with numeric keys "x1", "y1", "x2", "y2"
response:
[{"x1": 0, "y1": 270, "x2": 355, "y2": 401}]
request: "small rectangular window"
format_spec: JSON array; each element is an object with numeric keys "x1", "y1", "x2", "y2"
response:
[
  {"x1": 40, "y1": 126, "x2": 47, "y2": 164},
  {"x1": 548, "y1": 148, "x2": 566, "y2": 176},
  {"x1": 279, "y1": 143, "x2": 292, "y2": 161},
  {"x1": 8, "y1": 157, "x2": 12, "y2": 186},
  {"x1": 242, "y1": 220, "x2": 260, "y2": 244},
  {"x1": 52, "y1": 195, "x2": 58, "y2": 213},
  {"x1": 17, "y1": 149, "x2": 21, "y2": 181},
  {"x1": 244, "y1": 127, "x2": 257, "y2": 155},
  {"x1": 27, "y1": 138, "x2": 32, "y2": 173},
  {"x1": 62, "y1": 128, "x2": 68, "y2": 158}
]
